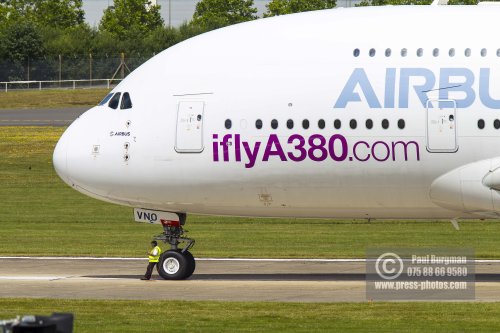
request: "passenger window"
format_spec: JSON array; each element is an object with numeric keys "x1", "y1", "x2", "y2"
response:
[
  {"x1": 433, "y1": 48, "x2": 439, "y2": 57},
  {"x1": 108, "y1": 93, "x2": 121, "y2": 109},
  {"x1": 401, "y1": 48, "x2": 407, "y2": 57},
  {"x1": 398, "y1": 119, "x2": 405, "y2": 129},
  {"x1": 365, "y1": 119, "x2": 373, "y2": 129},
  {"x1": 449, "y1": 48, "x2": 455, "y2": 57},
  {"x1": 271, "y1": 119, "x2": 278, "y2": 129},
  {"x1": 369, "y1": 48, "x2": 376, "y2": 57},
  {"x1": 120, "y1": 92, "x2": 132, "y2": 109},
  {"x1": 225, "y1": 119, "x2": 232, "y2": 129},
  {"x1": 497, "y1": 49, "x2": 500, "y2": 57},
  {"x1": 350, "y1": 119, "x2": 357, "y2": 129},
  {"x1": 385, "y1": 48, "x2": 391, "y2": 57},
  {"x1": 353, "y1": 49, "x2": 360, "y2": 57},
  {"x1": 465, "y1": 48, "x2": 471, "y2": 57},
  {"x1": 302, "y1": 119, "x2": 310, "y2": 129},
  {"x1": 481, "y1": 48, "x2": 487, "y2": 57},
  {"x1": 287, "y1": 119, "x2": 294, "y2": 129},
  {"x1": 334, "y1": 119, "x2": 341, "y2": 129},
  {"x1": 417, "y1": 48, "x2": 423, "y2": 57},
  {"x1": 382, "y1": 119, "x2": 389, "y2": 129},
  {"x1": 495, "y1": 119, "x2": 500, "y2": 130},
  {"x1": 318, "y1": 119, "x2": 325, "y2": 129},
  {"x1": 256, "y1": 119, "x2": 262, "y2": 129},
  {"x1": 99, "y1": 93, "x2": 113, "y2": 106},
  {"x1": 478, "y1": 119, "x2": 485, "y2": 129}
]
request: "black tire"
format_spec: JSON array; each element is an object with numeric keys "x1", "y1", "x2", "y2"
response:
[
  {"x1": 158, "y1": 250, "x2": 189, "y2": 280},
  {"x1": 183, "y1": 250, "x2": 196, "y2": 279}
]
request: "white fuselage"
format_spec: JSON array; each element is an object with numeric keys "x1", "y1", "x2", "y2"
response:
[{"x1": 53, "y1": 6, "x2": 500, "y2": 219}]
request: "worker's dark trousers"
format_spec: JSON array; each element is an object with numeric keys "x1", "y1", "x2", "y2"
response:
[{"x1": 144, "y1": 262, "x2": 158, "y2": 279}]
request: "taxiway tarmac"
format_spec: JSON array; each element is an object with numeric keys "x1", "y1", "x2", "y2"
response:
[
  {"x1": 2, "y1": 258, "x2": 500, "y2": 302},
  {"x1": 0, "y1": 107, "x2": 86, "y2": 126}
]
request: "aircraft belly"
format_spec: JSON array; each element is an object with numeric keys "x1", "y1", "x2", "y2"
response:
[{"x1": 125, "y1": 158, "x2": 435, "y2": 218}]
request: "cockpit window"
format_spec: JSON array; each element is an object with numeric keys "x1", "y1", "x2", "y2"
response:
[
  {"x1": 98, "y1": 93, "x2": 113, "y2": 106},
  {"x1": 120, "y1": 92, "x2": 132, "y2": 109},
  {"x1": 108, "y1": 93, "x2": 121, "y2": 109}
]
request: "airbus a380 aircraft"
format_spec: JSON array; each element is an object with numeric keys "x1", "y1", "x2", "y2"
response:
[{"x1": 53, "y1": 2, "x2": 500, "y2": 279}]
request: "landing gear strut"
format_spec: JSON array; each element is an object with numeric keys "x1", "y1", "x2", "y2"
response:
[{"x1": 153, "y1": 213, "x2": 196, "y2": 280}]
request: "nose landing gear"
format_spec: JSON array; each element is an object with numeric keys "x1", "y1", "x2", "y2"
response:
[{"x1": 153, "y1": 214, "x2": 195, "y2": 280}]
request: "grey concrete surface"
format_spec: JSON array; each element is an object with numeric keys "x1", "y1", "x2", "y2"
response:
[
  {"x1": 0, "y1": 107, "x2": 87, "y2": 126},
  {"x1": 1, "y1": 258, "x2": 500, "y2": 302}
]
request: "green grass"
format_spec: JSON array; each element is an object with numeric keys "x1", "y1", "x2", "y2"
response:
[
  {"x1": 2, "y1": 127, "x2": 500, "y2": 258},
  {"x1": 0, "y1": 89, "x2": 110, "y2": 109},
  {"x1": 1, "y1": 299, "x2": 500, "y2": 333}
]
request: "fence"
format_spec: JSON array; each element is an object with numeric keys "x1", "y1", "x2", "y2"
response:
[
  {"x1": 0, "y1": 79, "x2": 124, "y2": 92},
  {"x1": 0, "y1": 54, "x2": 151, "y2": 84}
]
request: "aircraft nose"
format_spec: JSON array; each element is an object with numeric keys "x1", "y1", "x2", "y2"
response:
[{"x1": 53, "y1": 130, "x2": 69, "y2": 185}]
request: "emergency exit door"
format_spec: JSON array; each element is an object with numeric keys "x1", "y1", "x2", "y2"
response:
[
  {"x1": 426, "y1": 99, "x2": 458, "y2": 153},
  {"x1": 175, "y1": 101, "x2": 204, "y2": 153}
]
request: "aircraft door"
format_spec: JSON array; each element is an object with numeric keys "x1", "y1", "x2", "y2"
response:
[
  {"x1": 175, "y1": 101, "x2": 204, "y2": 153},
  {"x1": 426, "y1": 99, "x2": 458, "y2": 153}
]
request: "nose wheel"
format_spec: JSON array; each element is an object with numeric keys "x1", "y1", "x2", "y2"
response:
[
  {"x1": 158, "y1": 250, "x2": 196, "y2": 280},
  {"x1": 153, "y1": 214, "x2": 196, "y2": 280}
]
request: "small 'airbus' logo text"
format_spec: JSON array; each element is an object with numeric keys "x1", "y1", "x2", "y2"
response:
[{"x1": 110, "y1": 131, "x2": 131, "y2": 137}]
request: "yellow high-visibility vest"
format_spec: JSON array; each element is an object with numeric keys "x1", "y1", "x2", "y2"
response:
[{"x1": 148, "y1": 246, "x2": 162, "y2": 263}]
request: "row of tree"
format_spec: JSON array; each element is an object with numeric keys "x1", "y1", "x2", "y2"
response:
[
  {"x1": 0, "y1": 0, "x2": 477, "y2": 81},
  {"x1": 0, "y1": 0, "x2": 340, "y2": 62}
]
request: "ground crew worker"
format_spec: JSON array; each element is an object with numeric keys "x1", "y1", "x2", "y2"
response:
[{"x1": 141, "y1": 240, "x2": 162, "y2": 280}]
